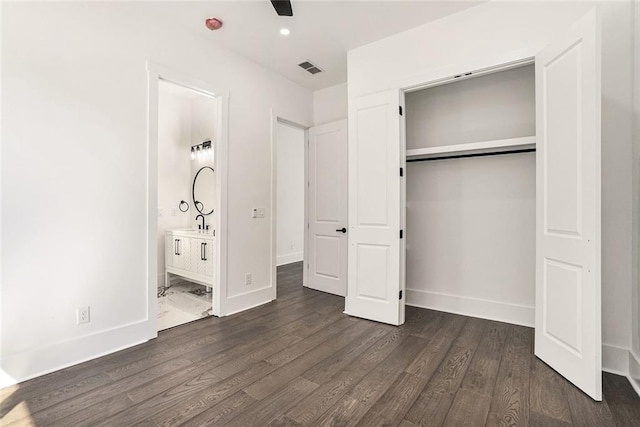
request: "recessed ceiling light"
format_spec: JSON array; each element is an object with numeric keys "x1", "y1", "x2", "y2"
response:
[{"x1": 280, "y1": 28, "x2": 290, "y2": 36}]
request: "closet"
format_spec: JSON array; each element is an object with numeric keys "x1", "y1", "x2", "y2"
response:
[
  {"x1": 346, "y1": 9, "x2": 601, "y2": 400},
  {"x1": 404, "y1": 63, "x2": 536, "y2": 327}
]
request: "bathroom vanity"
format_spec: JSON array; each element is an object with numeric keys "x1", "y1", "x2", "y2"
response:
[{"x1": 165, "y1": 229, "x2": 214, "y2": 289}]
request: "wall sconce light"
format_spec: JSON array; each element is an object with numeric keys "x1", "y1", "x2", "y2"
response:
[{"x1": 191, "y1": 140, "x2": 213, "y2": 161}]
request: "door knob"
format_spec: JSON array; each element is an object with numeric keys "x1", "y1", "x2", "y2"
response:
[{"x1": 336, "y1": 227, "x2": 347, "y2": 233}]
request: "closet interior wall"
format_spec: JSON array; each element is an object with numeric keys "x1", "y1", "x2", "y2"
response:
[{"x1": 404, "y1": 64, "x2": 537, "y2": 326}]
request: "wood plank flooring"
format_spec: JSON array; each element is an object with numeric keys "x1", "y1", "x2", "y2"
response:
[{"x1": 2, "y1": 261, "x2": 639, "y2": 426}]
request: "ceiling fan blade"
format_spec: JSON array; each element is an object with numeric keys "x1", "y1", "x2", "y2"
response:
[{"x1": 271, "y1": 0, "x2": 293, "y2": 17}]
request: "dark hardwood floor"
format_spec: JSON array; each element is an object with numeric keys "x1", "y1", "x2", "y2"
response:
[{"x1": 2, "y1": 261, "x2": 639, "y2": 426}]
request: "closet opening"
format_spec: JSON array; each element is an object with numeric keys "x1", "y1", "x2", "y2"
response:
[{"x1": 402, "y1": 60, "x2": 537, "y2": 327}]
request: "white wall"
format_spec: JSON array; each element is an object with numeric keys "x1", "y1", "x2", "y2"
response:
[
  {"x1": 1, "y1": 2, "x2": 312, "y2": 387},
  {"x1": 348, "y1": 2, "x2": 595, "y2": 99},
  {"x1": 406, "y1": 154, "x2": 536, "y2": 325},
  {"x1": 599, "y1": 1, "x2": 635, "y2": 372},
  {"x1": 276, "y1": 122, "x2": 305, "y2": 266},
  {"x1": 189, "y1": 95, "x2": 217, "y2": 231},
  {"x1": 347, "y1": 0, "x2": 636, "y2": 373},
  {"x1": 405, "y1": 65, "x2": 535, "y2": 149},
  {"x1": 190, "y1": 96, "x2": 216, "y2": 145},
  {"x1": 157, "y1": 82, "x2": 193, "y2": 287},
  {"x1": 313, "y1": 82, "x2": 348, "y2": 126}
]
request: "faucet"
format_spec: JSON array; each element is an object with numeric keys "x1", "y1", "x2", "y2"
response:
[{"x1": 195, "y1": 214, "x2": 205, "y2": 230}]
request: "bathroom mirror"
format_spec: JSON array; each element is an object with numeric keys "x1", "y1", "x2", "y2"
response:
[{"x1": 192, "y1": 166, "x2": 215, "y2": 215}]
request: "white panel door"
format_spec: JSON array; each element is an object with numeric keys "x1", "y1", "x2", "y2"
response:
[
  {"x1": 308, "y1": 120, "x2": 348, "y2": 296},
  {"x1": 535, "y1": 9, "x2": 602, "y2": 400},
  {"x1": 346, "y1": 91, "x2": 404, "y2": 325}
]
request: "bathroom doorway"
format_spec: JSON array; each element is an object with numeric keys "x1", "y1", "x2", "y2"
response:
[{"x1": 147, "y1": 64, "x2": 228, "y2": 332}]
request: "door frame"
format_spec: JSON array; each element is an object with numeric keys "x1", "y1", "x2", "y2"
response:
[
  {"x1": 397, "y1": 44, "x2": 602, "y2": 399},
  {"x1": 396, "y1": 57, "x2": 535, "y2": 328},
  {"x1": 270, "y1": 112, "x2": 312, "y2": 299},
  {"x1": 147, "y1": 62, "x2": 230, "y2": 334},
  {"x1": 399, "y1": 57, "x2": 536, "y2": 324}
]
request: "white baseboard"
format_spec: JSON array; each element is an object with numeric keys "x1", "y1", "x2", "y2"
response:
[
  {"x1": 277, "y1": 252, "x2": 303, "y2": 266},
  {"x1": 628, "y1": 349, "x2": 640, "y2": 397},
  {"x1": 0, "y1": 319, "x2": 154, "y2": 389},
  {"x1": 223, "y1": 285, "x2": 274, "y2": 316},
  {"x1": 600, "y1": 344, "x2": 640, "y2": 398},
  {"x1": 406, "y1": 288, "x2": 534, "y2": 327},
  {"x1": 602, "y1": 343, "x2": 631, "y2": 375}
]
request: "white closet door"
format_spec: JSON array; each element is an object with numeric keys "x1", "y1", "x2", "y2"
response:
[
  {"x1": 535, "y1": 9, "x2": 602, "y2": 400},
  {"x1": 346, "y1": 90, "x2": 404, "y2": 325},
  {"x1": 308, "y1": 119, "x2": 348, "y2": 296}
]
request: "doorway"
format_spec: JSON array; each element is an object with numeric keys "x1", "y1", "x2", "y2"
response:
[
  {"x1": 275, "y1": 121, "x2": 306, "y2": 269},
  {"x1": 147, "y1": 63, "x2": 228, "y2": 332},
  {"x1": 273, "y1": 118, "x2": 309, "y2": 296},
  {"x1": 271, "y1": 116, "x2": 349, "y2": 298},
  {"x1": 156, "y1": 80, "x2": 216, "y2": 330}
]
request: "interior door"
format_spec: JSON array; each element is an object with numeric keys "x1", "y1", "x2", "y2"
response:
[
  {"x1": 346, "y1": 91, "x2": 404, "y2": 325},
  {"x1": 535, "y1": 8, "x2": 602, "y2": 400},
  {"x1": 307, "y1": 119, "x2": 348, "y2": 296}
]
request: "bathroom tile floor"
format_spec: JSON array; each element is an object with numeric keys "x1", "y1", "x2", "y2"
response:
[{"x1": 157, "y1": 281, "x2": 212, "y2": 331}]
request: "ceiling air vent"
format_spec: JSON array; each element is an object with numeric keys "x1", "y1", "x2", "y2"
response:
[{"x1": 298, "y1": 61, "x2": 323, "y2": 75}]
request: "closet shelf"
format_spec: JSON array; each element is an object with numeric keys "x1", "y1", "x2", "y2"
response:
[{"x1": 405, "y1": 136, "x2": 536, "y2": 161}]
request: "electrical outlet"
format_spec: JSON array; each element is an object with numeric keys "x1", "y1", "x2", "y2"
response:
[
  {"x1": 290, "y1": 243, "x2": 295, "y2": 250},
  {"x1": 245, "y1": 273, "x2": 252, "y2": 286},
  {"x1": 257, "y1": 208, "x2": 266, "y2": 218},
  {"x1": 77, "y1": 306, "x2": 90, "y2": 325},
  {"x1": 158, "y1": 208, "x2": 164, "y2": 217}
]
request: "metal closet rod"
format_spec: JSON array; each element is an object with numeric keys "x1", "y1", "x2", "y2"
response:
[{"x1": 406, "y1": 148, "x2": 536, "y2": 163}]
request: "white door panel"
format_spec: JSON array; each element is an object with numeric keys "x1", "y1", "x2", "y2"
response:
[
  {"x1": 192, "y1": 238, "x2": 213, "y2": 277},
  {"x1": 535, "y1": 8, "x2": 601, "y2": 400},
  {"x1": 347, "y1": 91, "x2": 404, "y2": 325},
  {"x1": 308, "y1": 119, "x2": 348, "y2": 296}
]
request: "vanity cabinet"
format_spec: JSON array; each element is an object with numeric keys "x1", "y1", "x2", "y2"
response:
[
  {"x1": 165, "y1": 230, "x2": 214, "y2": 288},
  {"x1": 191, "y1": 238, "x2": 213, "y2": 277},
  {"x1": 165, "y1": 235, "x2": 191, "y2": 271}
]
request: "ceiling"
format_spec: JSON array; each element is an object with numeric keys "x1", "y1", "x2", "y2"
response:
[{"x1": 149, "y1": 1, "x2": 485, "y2": 91}]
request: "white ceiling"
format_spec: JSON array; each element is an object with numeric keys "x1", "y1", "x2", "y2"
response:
[{"x1": 149, "y1": 1, "x2": 485, "y2": 91}]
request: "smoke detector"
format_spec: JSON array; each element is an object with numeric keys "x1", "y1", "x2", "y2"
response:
[
  {"x1": 205, "y1": 17, "x2": 223, "y2": 31},
  {"x1": 298, "y1": 61, "x2": 323, "y2": 75}
]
